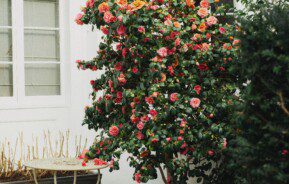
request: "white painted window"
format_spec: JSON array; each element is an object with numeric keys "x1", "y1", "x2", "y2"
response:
[{"x1": 0, "y1": 0, "x2": 68, "y2": 108}]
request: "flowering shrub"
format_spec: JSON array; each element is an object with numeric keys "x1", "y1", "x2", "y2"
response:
[{"x1": 76, "y1": 0, "x2": 237, "y2": 183}]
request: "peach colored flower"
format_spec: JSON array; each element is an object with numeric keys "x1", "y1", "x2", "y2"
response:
[
  {"x1": 175, "y1": 38, "x2": 181, "y2": 47},
  {"x1": 190, "y1": 98, "x2": 201, "y2": 108},
  {"x1": 197, "y1": 8, "x2": 208, "y2": 18},
  {"x1": 118, "y1": 73, "x2": 126, "y2": 84},
  {"x1": 160, "y1": 73, "x2": 166, "y2": 82},
  {"x1": 87, "y1": 0, "x2": 95, "y2": 8},
  {"x1": 170, "y1": 93, "x2": 179, "y2": 102},
  {"x1": 151, "y1": 56, "x2": 163, "y2": 62},
  {"x1": 201, "y1": 43, "x2": 210, "y2": 52},
  {"x1": 186, "y1": 0, "x2": 195, "y2": 9},
  {"x1": 198, "y1": 22, "x2": 207, "y2": 32},
  {"x1": 157, "y1": 47, "x2": 168, "y2": 57},
  {"x1": 206, "y1": 16, "x2": 218, "y2": 26},
  {"x1": 233, "y1": 39, "x2": 240, "y2": 46},
  {"x1": 192, "y1": 33, "x2": 202, "y2": 41},
  {"x1": 116, "y1": 0, "x2": 128, "y2": 7},
  {"x1": 164, "y1": 19, "x2": 172, "y2": 26},
  {"x1": 75, "y1": 13, "x2": 84, "y2": 25},
  {"x1": 131, "y1": 0, "x2": 147, "y2": 11},
  {"x1": 174, "y1": 21, "x2": 181, "y2": 28},
  {"x1": 191, "y1": 24, "x2": 197, "y2": 30},
  {"x1": 200, "y1": 0, "x2": 210, "y2": 8},
  {"x1": 98, "y1": 2, "x2": 110, "y2": 13},
  {"x1": 103, "y1": 11, "x2": 116, "y2": 23},
  {"x1": 109, "y1": 126, "x2": 119, "y2": 137}
]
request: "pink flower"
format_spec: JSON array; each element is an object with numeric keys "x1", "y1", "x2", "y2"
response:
[
  {"x1": 200, "y1": 0, "x2": 210, "y2": 8},
  {"x1": 166, "y1": 137, "x2": 172, "y2": 142},
  {"x1": 151, "y1": 56, "x2": 163, "y2": 62},
  {"x1": 122, "y1": 48, "x2": 128, "y2": 58},
  {"x1": 170, "y1": 93, "x2": 179, "y2": 102},
  {"x1": 190, "y1": 98, "x2": 201, "y2": 108},
  {"x1": 157, "y1": 47, "x2": 168, "y2": 57},
  {"x1": 116, "y1": 91, "x2": 122, "y2": 99},
  {"x1": 222, "y1": 138, "x2": 227, "y2": 149},
  {"x1": 150, "y1": 5, "x2": 159, "y2": 10},
  {"x1": 132, "y1": 67, "x2": 138, "y2": 74},
  {"x1": 116, "y1": 43, "x2": 122, "y2": 50},
  {"x1": 136, "y1": 131, "x2": 144, "y2": 140},
  {"x1": 117, "y1": 15, "x2": 123, "y2": 22},
  {"x1": 117, "y1": 25, "x2": 126, "y2": 35},
  {"x1": 138, "y1": 26, "x2": 145, "y2": 33},
  {"x1": 137, "y1": 122, "x2": 144, "y2": 130},
  {"x1": 197, "y1": 8, "x2": 208, "y2": 18},
  {"x1": 206, "y1": 16, "x2": 218, "y2": 26},
  {"x1": 177, "y1": 136, "x2": 183, "y2": 141},
  {"x1": 75, "y1": 13, "x2": 84, "y2": 25},
  {"x1": 103, "y1": 11, "x2": 116, "y2": 23},
  {"x1": 191, "y1": 24, "x2": 197, "y2": 30},
  {"x1": 149, "y1": 109, "x2": 158, "y2": 117},
  {"x1": 208, "y1": 150, "x2": 214, "y2": 156},
  {"x1": 180, "y1": 119, "x2": 187, "y2": 127},
  {"x1": 94, "y1": 158, "x2": 107, "y2": 165},
  {"x1": 87, "y1": 0, "x2": 95, "y2": 8},
  {"x1": 219, "y1": 27, "x2": 226, "y2": 34},
  {"x1": 100, "y1": 26, "x2": 109, "y2": 35},
  {"x1": 109, "y1": 126, "x2": 119, "y2": 137},
  {"x1": 194, "y1": 85, "x2": 202, "y2": 95},
  {"x1": 141, "y1": 115, "x2": 150, "y2": 122},
  {"x1": 110, "y1": 159, "x2": 114, "y2": 168},
  {"x1": 201, "y1": 43, "x2": 210, "y2": 52},
  {"x1": 135, "y1": 173, "x2": 141, "y2": 183},
  {"x1": 175, "y1": 38, "x2": 181, "y2": 47}
]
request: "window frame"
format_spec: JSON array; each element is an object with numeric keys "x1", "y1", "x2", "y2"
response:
[{"x1": 0, "y1": 0, "x2": 69, "y2": 109}]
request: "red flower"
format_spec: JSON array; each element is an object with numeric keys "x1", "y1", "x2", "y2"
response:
[
  {"x1": 149, "y1": 109, "x2": 158, "y2": 117},
  {"x1": 114, "y1": 62, "x2": 122, "y2": 71},
  {"x1": 116, "y1": 91, "x2": 123, "y2": 99},
  {"x1": 78, "y1": 149, "x2": 89, "y2": 159},
  {"x1": 198, "y1": 63, "x2": 209, "y2": 71},
  {"x1": 282, "y1": 149, "x2": 288, "y2": 156},
  {"x1": 117, "y1": 25, "x2": 126, "y2": 35},
  {"x1": 177, "y1": 136, "x2": 183, "y2": 141},
  {"x1": 94, "y1": 158, "x2": 107, "y2": 166},
  {"x1": 122, "y1": 48, "x2": 128, "y2": 58},
  {"x1": 136, "y1": 131, "x2": 144, "y2": 140},
  {"x1": 152, "y1": 138, "x2": 159, "y2": 143},
  {"x1": 132, "y1": 67, "x2": 138, "y2": 74},
  {"x1": 194, "y1": 85, "x2": 201, "y2": 95},
  {"x1": 141, "y1": 115, "x2": 150, "y2": 122},
  {"x1": 219, "y1": 27, "x2": 226, "y2": 34},
  {"x1": 75, "y1": 13, "x2": 83, "y2": 25},
  {"x1": 138, "y1": 26, "x2": 145, "y2": 33},
  {"x1": 135, "y1": 173, "x2": 141, "y2": 183},
  {"x1": 82, "y1": 161, "x2": 87, "y2": 167},
  {"x1": 145, "y1": 97, "x2": 154, "y2": 104},
  {"x1": 109, "y1": 126, "x2": 119, "y2": 137},
  {"x1": 168, "y1": 66, "x2": 174, "y2": 76},
  {"x1": 90, "y1": 80, "x2": 95, "y2": 86},
  {"x1": 118, "y1": 73, "x2": 127, "y2": 85}
]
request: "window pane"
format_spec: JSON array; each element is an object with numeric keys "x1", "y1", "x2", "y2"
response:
[
  {"x1": 0, "y1": 0, "x2": 12, "y2": 26},
  {"x1": 0, "y1": 64, "x2": 13, "y2": 96},
  {"x1": 25, "y1": 64, "x2": 60, "y2": 96},
  {"x1": 24, "y1": 29, "x2": 60, "y2": 62},
  {"x1": 24, "y1": 0, "x2": 59, "y2": 27},
  {"x1": 0, "y1": 28, "x2": 12, "y2": 62}
]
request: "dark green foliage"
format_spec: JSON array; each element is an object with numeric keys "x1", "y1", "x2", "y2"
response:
[{"x1": 216, "y1": 1, "x2": 289, "y2": 183}]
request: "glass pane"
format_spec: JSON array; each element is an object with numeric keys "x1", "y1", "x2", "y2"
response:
[
  {"x1": 25, "y1": 63, "x2": 60, "y2": 96},
  {"x1": 0, "y1": 64, "x2": 13, "y2": 96},
  {"x1": 0, "y1": 28, "x2": 12, "y2": 62},
  {"x1": 24, "y1": 29, "x2": 60, "y2": 62},
  {"x1": 0, "y1": 0, "x2": 12, "y2": 26},
  {"x1": 24, "y1": 0, "x2": 59, "y2": 27}
]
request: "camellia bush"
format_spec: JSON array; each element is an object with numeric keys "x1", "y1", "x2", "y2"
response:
[{"x1": 75, "y1": 0, "x2": 237, "y2": 183}]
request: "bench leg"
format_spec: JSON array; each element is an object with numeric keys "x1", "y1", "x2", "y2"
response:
[
  {"x1": 73, "y1": 171, "x2": 77, "y2": 184},
  {"x1": 32, "y1": 169, "x2": 39, "y2": 184},
  {"x1": 96, "y1": 169, "x2": 101, "y2": 184},
  {"x1": 54, "y1": 171, "x2": 57, "y2": 184}
]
